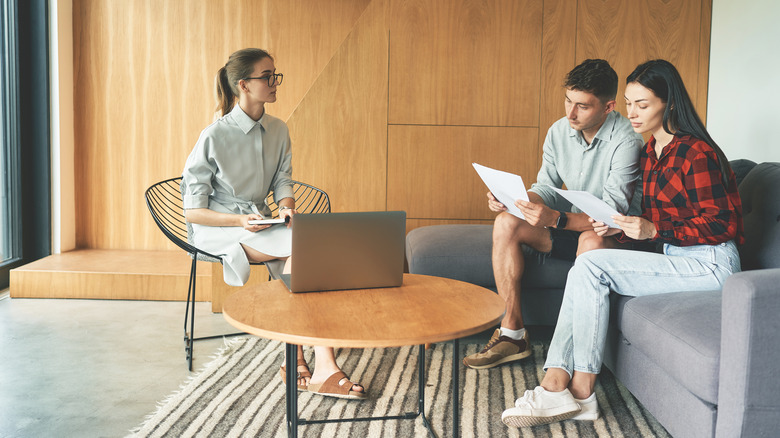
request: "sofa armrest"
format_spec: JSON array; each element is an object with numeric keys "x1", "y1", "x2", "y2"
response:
[{"x1": 716, "y1": 268, "x2": 780, "y2": 438}]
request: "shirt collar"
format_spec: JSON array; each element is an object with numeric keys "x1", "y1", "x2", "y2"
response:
[
  {"x1": 593, "y1": 111, "x2": 618, "y2": 142},
  {"x1": 646, "y1": 133, "x2": 693, "y2": 160},
  {"x1": 229, "y1": 104, "x2": 266, "y2": 135}
]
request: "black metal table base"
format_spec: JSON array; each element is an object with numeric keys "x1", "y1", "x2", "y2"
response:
[{"x1": 285, "y1": 340, "x2": 461, "y2": 438}]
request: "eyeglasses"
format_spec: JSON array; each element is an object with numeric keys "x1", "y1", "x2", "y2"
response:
[{"x1": 243, "y1": 73, "x2": 283, "y2": 87}]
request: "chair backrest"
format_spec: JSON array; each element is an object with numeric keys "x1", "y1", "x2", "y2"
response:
[
  {"x1": 264, "y1": 181, "x2": 331, "y2": 215},
  {"x1": 144, "y1": 178, "x2": 331, "y2": 259},
  {"x1": 145, "y1": 177, "x2": 220, "y2": 260}
]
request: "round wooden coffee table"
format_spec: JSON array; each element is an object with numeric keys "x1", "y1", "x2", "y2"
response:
[{"x1": 223, "y1": 273, "x2": 504, "y2": 438}]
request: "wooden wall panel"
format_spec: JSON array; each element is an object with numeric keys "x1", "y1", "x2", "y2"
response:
[
  {"x1": 70, "y1": 0, "x2": 713, "y2": 252},
  {"x1": 387, "y1": 125, "x2": 538, "y2": 220},
  {"x1": 576, "y1": 0, "x2": 708, "y2": 118},
  {"x1": 696, "y1": 0, "x2": 712, "y2": 123},
  {"x1": 539, "y1": 0, "x2": 578, "y2": 159},
  {"x1": 388, "y1": 0, "x2": 543, "y2": 126},
  {"x1": 72, "y1": 0, "x2": 369, "y2": 250},
  {"x1": 287, "y1": 0, "x2": 390, "y2": 213}
]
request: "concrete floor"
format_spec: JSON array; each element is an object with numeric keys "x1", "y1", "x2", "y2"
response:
[
  {"x1": 0, "y1": 291, "x2": 510, "y2": 438},
  {"x1": 0, "y1": 293, "x2": 238, "y2": 438}
]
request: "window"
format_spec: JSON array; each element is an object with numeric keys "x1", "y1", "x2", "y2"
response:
[
  {"x1": 1, "y1": 0, "x2": 22, "y2": 289},
  {"x1": 1, "y1": 0, "x2": 50, "y2": 290}
]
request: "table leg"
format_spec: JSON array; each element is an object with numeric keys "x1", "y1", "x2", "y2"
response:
[
  {"x1": 419, "y1": 344, "x2": 433, "y2": 433},
  {"x1": 285, "y1": 343, "x2": 298, "y2": 438},
  {"x1": 452, "y1": 338, "x2": 460, "y2": 438}
]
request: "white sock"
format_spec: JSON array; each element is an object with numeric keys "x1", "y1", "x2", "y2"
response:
[
  {"x1": 500, "y1": 327, "x2": 526, "y2": 340},
  {"x1": 571, "y1": 392, "x2": 600, "y2": 420},
  {"x1": 574, "y1": 392, "x2": 596, "y2": 404}
]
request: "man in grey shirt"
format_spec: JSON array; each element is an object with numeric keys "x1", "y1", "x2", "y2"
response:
[{"x1": 463, "y1": 59, "x2": 644, "y2": 370}]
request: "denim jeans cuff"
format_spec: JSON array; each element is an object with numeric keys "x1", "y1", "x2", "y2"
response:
[
  {"x1": 542, "y1": 364, "x2": 573, "y2": 379},
  {"x1": 573, "y1": 365, "x2": 602, "y2": 375}
]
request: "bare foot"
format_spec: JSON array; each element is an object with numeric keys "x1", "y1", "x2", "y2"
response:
[{"x1": 280, "y1": 361, "x2": 312, "y2": 388}]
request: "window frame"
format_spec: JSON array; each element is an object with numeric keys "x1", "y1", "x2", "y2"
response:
[{"x1": 0, "y1": 0, "x2": 51, "y2": 290}]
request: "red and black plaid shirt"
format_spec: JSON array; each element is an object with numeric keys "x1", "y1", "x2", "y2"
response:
[{"x1": 638, "y1": 134, "x2": 744, "y2": 246}]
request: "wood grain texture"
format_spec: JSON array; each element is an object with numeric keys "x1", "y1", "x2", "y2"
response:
[
  {"x1": 286, "y1": 0, "x2": 390, "y2": 213},
  {"x1": 576, "y1": 0, "x2": 708, "y2": 118},
  {"x1": 387, "y1": 125, "x2": 538, "y2": 220},
  {"x1": 388, "y1": 0, "x2": 543, "y2": 126},
  {"x1": 223, "y1": 274, "x2": 505, "y2": 347},
  {"x1": 539, "y1": 0, "x2": 577, "y2": 159},
  {"x1": 72, "y1": 0, "x2": 369, "y2": 250},
  {"x1": 69, "y1": 0, "x2": 712, "y2": 255},
  {"x1": 9, "y1": 250, "x2": 210, "y2": 300},
  {"x1": 697, "y1": 0, "x2": 712, "y2": 123}
]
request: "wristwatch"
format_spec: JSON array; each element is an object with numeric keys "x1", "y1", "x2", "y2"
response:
[{"x1": 555, "y1": 211, "x2": 568, "y2": 229}]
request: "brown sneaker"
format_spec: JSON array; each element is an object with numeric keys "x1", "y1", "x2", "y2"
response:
[{"x1": 463, "y1": 328, "x2": 531, "y2": 369}]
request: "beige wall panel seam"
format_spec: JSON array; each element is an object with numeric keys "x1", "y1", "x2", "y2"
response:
[
  {"x1": 697, "y1": 0, "x2": 712, "y2": 124},
  {"x1": 283, "y1": 0, "x2": 373, "y2": 123}
]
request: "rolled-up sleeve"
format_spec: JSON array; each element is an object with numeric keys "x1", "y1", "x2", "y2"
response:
[
  {"x1": 600, "y1": 136, "x2": 642, "y2": 214},
  {"x1": 271, "y1": 131, "x2": 294, "y2": 204},
  {"x1": 182, "y1": 133, "x2": 216, "y2": 209}
]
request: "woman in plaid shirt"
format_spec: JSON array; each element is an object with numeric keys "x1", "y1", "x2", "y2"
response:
[{"x1": 501, "y1": 60, "x2": 743, "y2": 427}]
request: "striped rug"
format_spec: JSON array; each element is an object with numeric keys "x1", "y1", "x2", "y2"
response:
[{"x1": 131, "y1": 336, "x2": 671, "y2": 437}]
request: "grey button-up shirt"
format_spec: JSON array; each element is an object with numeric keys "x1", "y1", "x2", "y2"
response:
[
  {"x1": 529, "y1": 111, "x2": 644, "y2": 215},
  {"x1": 182, "y1": 104, "x2": 293, "y2": 218}
]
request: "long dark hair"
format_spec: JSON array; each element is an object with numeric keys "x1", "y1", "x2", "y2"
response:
[
  {"x1": 627, "y1": 59, "x2": 732, "y2": 187},
  {"x1": 215, "y1": 48, "x2": 273, "y2": 117}
]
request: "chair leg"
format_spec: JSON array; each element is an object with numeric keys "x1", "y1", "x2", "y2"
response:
[
  {"x1": 184, "y1": 257, "x2": 197, "y2": 372},
  {"x1": 184, "y1": 257, "x2": 245, "y2": 372}
]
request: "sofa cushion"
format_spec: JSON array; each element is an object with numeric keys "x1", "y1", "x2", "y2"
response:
[
  {"x1": 405, "y1": 224, "x2": 573, "y2": 290},
  {"x1": 738, "y1": 162, "x2": 780, "y2": 270},
  {"x1": 406, "y1": 225, "x2": 495, "y2": 287},
  {"x1": 618, "y1": 290, "x2": 722, "y2": 404}
]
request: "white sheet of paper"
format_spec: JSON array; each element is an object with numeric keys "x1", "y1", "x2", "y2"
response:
[
  {"x1": 550, "y1": 187, "x2": 622, "y2": 229},
  {"x1": 472, "y1": 163, "x2": 528, "y2": 220}
]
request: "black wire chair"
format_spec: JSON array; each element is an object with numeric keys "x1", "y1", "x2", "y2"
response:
[{"x1": 144, "y1": 178, "x2": 330, "y2": 370}]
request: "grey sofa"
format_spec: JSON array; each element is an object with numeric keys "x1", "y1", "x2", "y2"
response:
[{"x1": 405, "y1": 161, "x2": 780, "y2": 438}]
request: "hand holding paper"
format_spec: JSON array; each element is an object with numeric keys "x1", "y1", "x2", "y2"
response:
[
  {"x1": 472, "y1": 163, "x2": 529, "y2": 220},
  {"x1": 549, "y1": 187, "x2": 623, "y2": 229}
]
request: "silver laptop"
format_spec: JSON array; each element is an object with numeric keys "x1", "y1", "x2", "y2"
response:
[{"x1": 280, "y1": 211, "x2": 406, "y2": 293}]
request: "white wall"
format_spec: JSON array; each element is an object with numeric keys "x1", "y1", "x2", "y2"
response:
[
  {"x1": 708, "y1": 0, "x2": 780, "y2": 163},
  {"x1": 49, "y1": 0, "x2": 76, "y2": 254}
]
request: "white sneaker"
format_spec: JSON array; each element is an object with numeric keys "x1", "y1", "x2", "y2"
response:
[
  {"x1": 571, "y1": 392, "x2": 600, "y2": 420},
  {"x1": 502, "y1": 387, "x2": 581, "y2": 427}
]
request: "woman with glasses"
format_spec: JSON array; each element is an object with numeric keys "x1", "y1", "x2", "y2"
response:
[
  {"x1": 501, "y1": 59, "x2": 743, "y2": 427},
  {"x1": 182, "y1": 48, "x2": 366, "y2": 400}
]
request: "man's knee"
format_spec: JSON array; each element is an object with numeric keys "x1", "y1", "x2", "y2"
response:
[
  {"x1": 495, "y1": 212, "x2": 543, "y2": 243},
  {"x1": 576, "y1": 231, "x2": 609, "y2": 256},
  {"x1": 493, "y1": 212, "x2": 523, "y2": 240}
]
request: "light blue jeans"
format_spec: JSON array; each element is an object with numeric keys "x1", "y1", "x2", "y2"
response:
[{"x1": 544, "y1": 240, "x2": 741, "y2": 376}]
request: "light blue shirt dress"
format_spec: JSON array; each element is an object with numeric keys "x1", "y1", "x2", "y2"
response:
[{"x1": 182, "y1": 104, "x2": 294, "y2": 286}]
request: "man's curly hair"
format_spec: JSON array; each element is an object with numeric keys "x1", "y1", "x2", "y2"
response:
[{"x1": 564, "y1": 59, "x2": 618, "y2": 103}]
